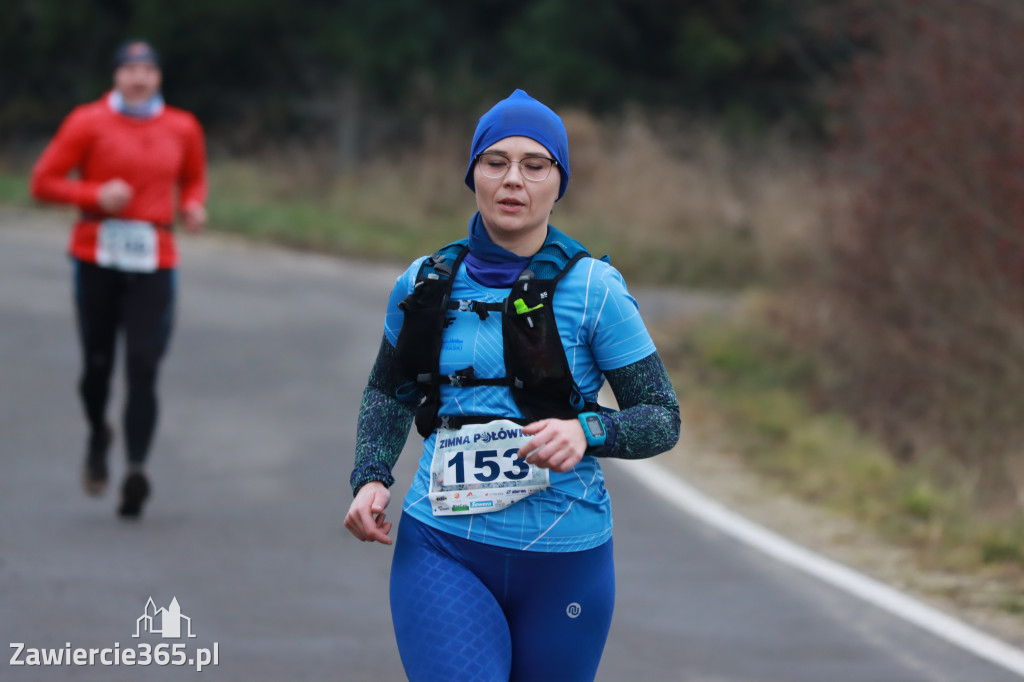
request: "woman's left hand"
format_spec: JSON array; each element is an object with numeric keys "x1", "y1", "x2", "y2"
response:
[
  {"x1": 182, "y1": 201, "x2": 207, "y2": 232},
  {"x1": 518, "y1": 418, "x2": 588, "y2": 472}
]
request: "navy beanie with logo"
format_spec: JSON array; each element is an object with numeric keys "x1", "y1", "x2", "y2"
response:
[
  {"x1": 465, "y1": 89, "x2": 570, "y2": 200},
  {"x1": 113, "y1": 40, "x2": 160, "y2": 69}
]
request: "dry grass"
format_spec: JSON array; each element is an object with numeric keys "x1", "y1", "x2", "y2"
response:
[
  {"x1": 204, "y1": 111, "x2": 824, "y2": 289},
  {"x1": 651, "y1": 299, "x2": 1024, "y2": 590},
  {"x1": 544, "y1": 111, "x2": 826, "y2": 287},
  {"x1": 558, "y1": 110, "x2": 826, "y2": 286}
]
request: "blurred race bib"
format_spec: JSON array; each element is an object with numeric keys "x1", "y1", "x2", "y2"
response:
[{"x1": 96, "y1": 219, "x2": 158, "y2": 272}]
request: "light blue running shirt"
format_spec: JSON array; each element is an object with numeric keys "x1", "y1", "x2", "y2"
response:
[{"x1": 383, "y1": 253, "x2": 656, "y2": 552}]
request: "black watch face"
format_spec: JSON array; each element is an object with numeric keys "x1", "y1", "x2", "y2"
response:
[{"x1": 586, "y1": 415, "x2": 604, "y2": 438}]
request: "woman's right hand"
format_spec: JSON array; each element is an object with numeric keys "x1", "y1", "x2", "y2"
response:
[
  {"x1": 344, "y1": 481, "x2": 393, "y2": 545},
  {"x1": 97, "y1": 178, "x2": 133, "y2": 213}
]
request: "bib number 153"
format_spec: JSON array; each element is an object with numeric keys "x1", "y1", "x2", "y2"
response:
[{"x1": 445, "y1": 448, "x2": 529, "y2": 485}]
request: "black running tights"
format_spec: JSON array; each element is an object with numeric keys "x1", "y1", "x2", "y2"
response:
[{"x1": 73, "y1": 260, "x2": 175, "y2": 465}]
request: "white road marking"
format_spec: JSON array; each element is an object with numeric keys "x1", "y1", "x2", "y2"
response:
[{"x1": 613, "y1": 457, "x2": 1024, "y2": 679}]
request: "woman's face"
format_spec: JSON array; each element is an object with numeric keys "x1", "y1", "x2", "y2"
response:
[
  {"x1": 473, "y1": 136, "x2": 560, "y2": 251},
  {"x1": 114, "y1": 61, "x2": 162, "y2": 105}
]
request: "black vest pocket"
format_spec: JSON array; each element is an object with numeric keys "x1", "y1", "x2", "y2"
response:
[
  {"x1": 503, "y1": 282, "x2": 578, "y2": 419},
  {"x1": 504, "y1": 301, "x2": 565, "y2": 385},
  {"x1": 395, "y1": 280, "x2": 448, "y2": 380}
]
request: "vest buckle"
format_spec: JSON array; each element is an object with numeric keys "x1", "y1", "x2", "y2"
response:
[{"x1": 448, "y1": 367, "x2": 476, "y2": 387}]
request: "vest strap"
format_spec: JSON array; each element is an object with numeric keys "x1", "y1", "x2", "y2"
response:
[
  {"x1": 399, "y1": 231, "x2": 600, "y2": 437},
  {"x1": 435, "y1": 415, "x2": 530, "y2": 430},
  {"x1": 416, "y1": 367, "x2": 508, "y2": 388},
  {"x1": 447, "y1": 299, "x2": 505, "y2": 320}
]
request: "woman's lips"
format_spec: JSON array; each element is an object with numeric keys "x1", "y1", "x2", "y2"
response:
[{"x1": 498, "y1": 198, "x2": 524, "y2": 212}]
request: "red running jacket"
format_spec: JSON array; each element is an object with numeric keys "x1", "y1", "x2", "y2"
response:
[{"x1": 30, "y1": 92, "x2": 207, "y2": 269}]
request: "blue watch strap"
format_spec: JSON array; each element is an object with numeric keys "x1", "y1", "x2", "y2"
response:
[{"x1": 577, "y1": 412, "x2": 607, "y2": 447}]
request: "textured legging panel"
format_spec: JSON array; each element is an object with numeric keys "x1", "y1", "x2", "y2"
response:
[{"x1": 390, "y1": 514, "x2": 615, "y2": 682}]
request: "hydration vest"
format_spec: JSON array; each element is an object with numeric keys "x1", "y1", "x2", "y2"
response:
[{"x1": 394, "y1": 227, "x2": 605, "y2": 438}]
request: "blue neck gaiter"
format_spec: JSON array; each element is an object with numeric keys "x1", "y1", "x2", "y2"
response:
[
  {"x1": 464, "y1": 212, "x2": 534, "y2": 288},
  {"x1": 108, "y1": 90, "x2": 165, "y2": 119}
]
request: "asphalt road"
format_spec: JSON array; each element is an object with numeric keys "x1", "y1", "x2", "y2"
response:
[{"x1": 1, "y1": 207, "x2": 1020, "y2": 682}]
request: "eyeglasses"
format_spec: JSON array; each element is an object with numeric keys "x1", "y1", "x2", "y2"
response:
[{"x1": 475, "y1": 153, "x2": 558, "y2": 182}]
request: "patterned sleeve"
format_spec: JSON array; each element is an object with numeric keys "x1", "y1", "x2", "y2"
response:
[
  {"x1": 595, "y1": 351, "x2": 680, "y2": 460},
  {"x1": 349, "y1": 335, "x2": 416, "y2": 495}
]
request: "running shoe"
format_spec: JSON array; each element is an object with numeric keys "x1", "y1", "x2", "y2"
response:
[
  {"x1": 117, "y1": 471, "x2": 151, "y2": 519},
  {"x1": 82, "y1": 424, "x2": 112, "y2": 496}
]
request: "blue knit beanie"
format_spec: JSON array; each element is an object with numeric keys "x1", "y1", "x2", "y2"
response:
[
  {"x1": 465, "y1": 89, "x2": 570, "y2": 200},
  {"x1": 114, "y1": 40, "x2": 160, "y2": 69}
]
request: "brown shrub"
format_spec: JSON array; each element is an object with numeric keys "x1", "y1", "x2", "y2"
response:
[{"x1": 817, "y1": 0, "x2": 1024, "y2": 507}]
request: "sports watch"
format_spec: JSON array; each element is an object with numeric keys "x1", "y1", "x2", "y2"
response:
[{"x1": 577, "y1": 412, "x2": 607, "y2": 448}]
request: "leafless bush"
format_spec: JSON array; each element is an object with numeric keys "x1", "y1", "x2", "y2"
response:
[{"x1": 817, "y1": 0, "x2": 1024, "y2": 507}]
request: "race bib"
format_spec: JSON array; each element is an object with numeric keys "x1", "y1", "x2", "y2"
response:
[
  {"x1": 429, "y1": 419, "x2": 549, "y2": 516},
  {"x1": 96, "y1": 219, "x2": 158, "y2": 272}
]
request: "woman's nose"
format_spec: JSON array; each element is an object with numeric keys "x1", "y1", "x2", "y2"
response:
[{"x1": 503, "y1": 162, "x2": 525, "y2": 186}]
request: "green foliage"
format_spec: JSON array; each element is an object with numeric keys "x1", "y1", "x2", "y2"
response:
[
  {"x1": 690, "y1": 315, "x2": 813, "y2": 392},
  {"x1": 901, "y1": 481, "x2": 942, "y2": 521},
  {"x1": 0, "y1": 173, "x2": 31, "y2": 206},
  {"x1": 0, "y1": 0, "x2": 848, "y2": 144},
  {"x1": 981, "y1": 530, "x2": 1024, "y2": 565},
  {"x1": 677, "y1": 13, "x2": 746, "y2": 86},
  {"x1": 202, "y1": 161, "x2": 465, "y2": 264}
]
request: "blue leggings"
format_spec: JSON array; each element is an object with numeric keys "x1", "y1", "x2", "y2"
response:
[{"x1": 390, "y1": 514, "x2": 615, "y2": 682}]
